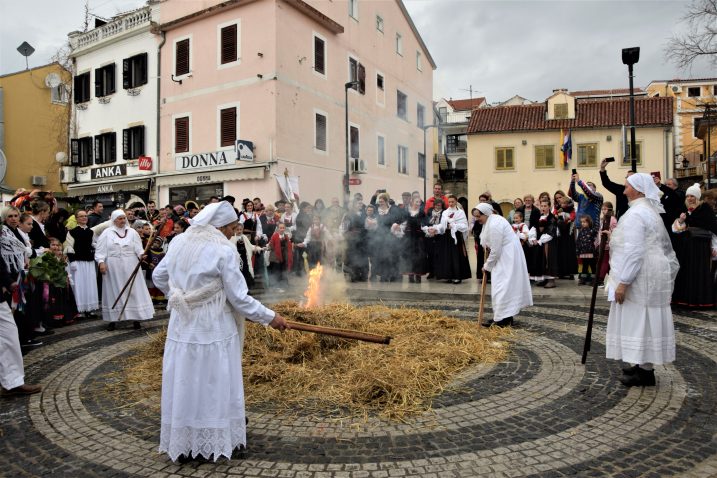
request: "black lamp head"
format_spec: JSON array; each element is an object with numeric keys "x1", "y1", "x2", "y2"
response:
[{"x1": 622, "y1": 47, "x2": 640, "y2": 66}]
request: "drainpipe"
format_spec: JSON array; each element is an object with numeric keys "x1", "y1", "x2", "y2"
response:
[
  {"x1": 0, "y1": 87, "x2": 5, "y2": 153},
  {"x1": 664, "y1": 127, "x2": 670, "y2": 178},
  {"x1": 156, "y1": 29, "x2": 166, "y2": 202}
]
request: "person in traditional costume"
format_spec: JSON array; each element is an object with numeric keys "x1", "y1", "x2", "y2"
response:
[
  {"x1": 146, "y1": 236, "x2": 167, "y2": 303},
  {"x1": 422, "y1": 198, "x2": 444, "y2": 279},
  {"x1": 267, "y1": 222, "x2": 293, "y2": 287},
  {"x1": 364, "y1": 204, "x2": 379, "y2": 280},
  {"x1": 554, "y1": 196, "x2": 578, "y2": 280},
  {"x1": 476, "y1": 203, "x2": 533, "y2": 327},
  {"x1": 575, "y1": 215, "x2": 597, "y2": 285},
  {"x1": 399, "y1": 197, "x2": 426, "y2": 283},
  {"x1": 231, "y1": 222, "x2": 263, "y2": 288},
  {"x1": 373, "y1": 194, "x2": 403, "y2": 282},
  {"x1": 595, "y1": 201, "x2": 618, "y2": 287},
  {"x1": 511, "y1": 210, "x2": 530, "y2": 245},
  {"x1": 239, "y1": 200, "x2": 264, "y2": 244},
  {"x1": 291, "y1": 202, "x2": 313, "y2": 276},
  {"x1": 298, "y1": 215, "x2": 331, "y2": 269},
  {"x1": 342, "y1": 199, "x2": 368, "y2": 282},
  {"x1": 64, "y1": 209, "x2": 99, "y2": 317},
  {"x1": 670, "y1": 183, "x2": 717, "y2": 308},
  {"x1": 429, "y1": 195, "x2": 471, "y2": 284},
  {"x1": 95, "y1": 210, "x2": 154, "y2": 331},
  {"x1": 46, "y1": 238, "x2": 78, "y2": 326},
  {"x1": 530, "y1": 201, "x2": 559, "y2": 288},
  {"x1": 152, "y1": 201, "x2": 287, "y2": 462},
  {"x1": 605, "y1": 173, "x2": 679, "y2": 387},
  {"x1": 472, "y1": 195, "x2": 491, "y2": 280}
]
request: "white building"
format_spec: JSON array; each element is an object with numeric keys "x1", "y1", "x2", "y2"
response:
[{"x1": 67, "y1": 6, "x2": 159, "y2": 209}]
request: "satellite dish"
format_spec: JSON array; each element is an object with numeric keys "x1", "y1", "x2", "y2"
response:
[
  {"x1": 45, "y1": 73, "x2": 62, "y2": 89},
  {"x1": 55, "y1": 152, "x2": 67, "y2": 164},
  {"x1": 0, "y1": 150, "x2": 7, "y2": 184}
]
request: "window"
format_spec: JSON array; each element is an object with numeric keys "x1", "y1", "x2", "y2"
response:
[
  {"x1": 51, "y1": 84, "x2": 68, "y2": 104},
  {"x1": 348, "y1": 57, "x2": 365, "y2": 94},
  {"x1": 416, "y1": 51, "x2": 422, "y2": 71},
  {"x1": 376, "y1": 72, "x2": 385, "y2": 105},
  {"x1": 534, "y1": 145, "x2": 555, "y2": 169},
  {"x1": 713, "y1": 85, "x2": 717, "y2": 96},
  {"x1": 73, "y1": 72, "x2": 91, "y2": 103},
  {"x1": 397, "y1": 90, "x2": 407, "y2": 120},
  {"x1": 577, "y1": 143, "x2": 598, "y2": 167},
  {"x1": 376, "y1": 73, "x2": 384, "y2": 91},
  {"x1": 446, "y1": 134, "x2": 467, "y2": 153},
  {"x1": 70, "y1": 137, "x2": 93, "y2": 167},
  {"x1": 350, "y1": 125, "x2": 360, "y2": 159},
  {"x1": 220, "y1": 107, "x2": 237, "y2": 147},
  {"x1": 687, "y1": 86, "x2": 701, "y2": 97},
  {"x1": 123, "y1": 53, "x2": 148, "y2": 89},
  {"x1": 94, "y1": 132, "x2": 116, "y2": 164},
  {"x1": 315, "y1": 112, "x2": 327, "y2": 152},
  {"x1": 377, "y1": 134, "x2": 385, "y2": 165},
  {"x1": 175, "y1": 38, "x2": 191, "y2": 77},
  {"x1": 219, "y1": 23, "x2": 239, "y2": 65},
  {"x1": 94, "y1": 63, "x2": 116, "y2": 97},
  {"x1": 397, "y1": 145, "x2": 408, "y2": 174},
  {"x1": 348, "y1": 0, "x2": 358, "y2": 19},
  {"x1": 396, "y1": 33, "x2": 403, "y2": 56},
  {"x1": 495, "y1": 147, "x2": 514, "y2": 170},
  {"x1": 313, "y1": 35, "x2": 326, "y2": 75},
  {"x1": 418, "y1": 152, "x2": 425, "y2": 179},
  {"x1": 122, "y1": 126, "x2": 145, "y2": 160},
  {"x1": 175, "y1": 116, "x2": 190, "y2": 153},
  {"x1": 376, "y1": 15, "x2": 383, "y2": 33},
  {"x1": 622, "y1": 141, "x2": 643, "y2": 166},
  {"x1": 417, "y1": 103, "x2": 425, "y2": 128},
  {"x1": 694, "y1": 117, "x2": 700, "y2": 138},
  {"x1": 438, "y1": 106, "x2": 447, "y2": 123},
  {"x1": 554, "y1": 103, "x2": 568, "y2": 119}
]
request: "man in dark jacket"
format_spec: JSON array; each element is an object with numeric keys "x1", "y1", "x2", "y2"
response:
[
  {"x1": 656, "y1": 176, "x2": 686, "y2": 233},
  {"x1": 29, "y1": 201, "x2": 51, "y2": 254},
  {"x1": 87, "y1": 201, "x2": 104, "y2": 228},
  {"x1": 599, "y1": 159, "x2": 630, "y2": 218}
]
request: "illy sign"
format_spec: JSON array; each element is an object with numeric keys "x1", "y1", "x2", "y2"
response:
[
  {"x1": 138, "y1": 156, "x2": 152, "y2": 171},
  {"x1": 175, "y1": 150, "x2": 235, "y2": 171}
]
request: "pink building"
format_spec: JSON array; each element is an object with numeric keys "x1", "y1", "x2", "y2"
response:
[{"x1": 156, "y1": 0, "x2": 435, "y2": 207}]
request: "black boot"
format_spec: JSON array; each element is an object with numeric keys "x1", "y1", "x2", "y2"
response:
[
  {"x1": 622, "y1": 364, "x2": 640, "y2": 376},
  {"x1": 106, "y1": 322, "x2": 116, "y2": 331},
  {"x1": 133, "y1": 321, "x2": 141, "y2": 330},
  {"x1": 482, "y1": 317, "x2": 513, "y2": 328},
  {"x1": 620, "y1": 367, "x2": 656, "y2": 387}
]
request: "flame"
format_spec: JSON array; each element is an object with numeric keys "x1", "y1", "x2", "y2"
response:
[{"x1": 303, "y1": 263, "x2": 324, "y2": 308}]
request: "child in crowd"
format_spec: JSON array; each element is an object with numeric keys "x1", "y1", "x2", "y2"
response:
[
  {"x1": 595, "y1": 201, "x2": 618, "y2": 287},
  {"x1": 47, "y1": 237, "x2": 78, "y2": 326},
  {"x1": 146, "y1": 236, "x2": 166, "y2": 303},
  {"x1": 299, "y1": 215, "x2": 331, "y2": 268},
  {"x1": 511, "y1": 210, "x2": 529, "y2": 244},
  {"x1": 267, "y1": 222, "x2": 292, "y2": 288},
  {"x1": 576, "y1": 215, "x2": 597, "y2": 285},
  {"x1": 168, "y1": 218, "x2": 189, "y2": 243},
  {"x1": 231, "y1": 222, "x2": 264, "y2": 288}
]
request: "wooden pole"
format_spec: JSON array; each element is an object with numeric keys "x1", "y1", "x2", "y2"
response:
[
  {"x1": 286, "y1": 320, "x2": 391, "y2": 345},
  {"x1": 112, "y1": 221, "x2": 163, "y2": 309},
  {"x1": 478, "y1": 254, "x2": 488, "y2": 324}
]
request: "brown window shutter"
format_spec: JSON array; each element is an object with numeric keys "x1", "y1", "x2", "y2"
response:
[
  {"x1": 314, "y1": 36, "x2": 325, "y2": 74},
  {"x1": 176, "y1": 39, "x2": 190, "y2": 76},
  {"x1": 220, "y1": 24, "x2": 237, "y2": 65},
  {"x1": 220, "y1": 107, "x2": 237, "y2": 147},
  {"x1": 175, "y1": 117, "x2": 189, "y2": 153}
]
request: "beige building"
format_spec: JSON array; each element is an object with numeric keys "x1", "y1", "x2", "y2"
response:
[
  {"x1": 0, "y1": 63, "x2": 71, "y2": 198},
  {"x1": 466, "y1": 90, "x2": 673, "y2": 212}
]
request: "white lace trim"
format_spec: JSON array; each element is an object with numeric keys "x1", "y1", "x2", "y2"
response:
[{"x1": 159, "y1": 419, "x2": 247, "y2": 462}]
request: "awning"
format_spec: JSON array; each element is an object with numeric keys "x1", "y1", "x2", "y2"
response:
[
  {"x1": 155, "y1": 165, "x2": 266, "y2": 188},
  {"x1": 66, "y1": 178, "x2": 150, "y2": 197}
]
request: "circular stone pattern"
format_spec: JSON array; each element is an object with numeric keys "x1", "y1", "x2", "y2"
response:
[{"x1": 2, "y1": 299, "x2": 716, "y2": 478}]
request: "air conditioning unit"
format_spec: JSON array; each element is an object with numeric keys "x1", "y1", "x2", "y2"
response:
[
  {"x1": 31, "y1": 175, "x2": 47, "y2": 186},
  {"x1": 350, "y1": 158, "x2": 367, "y2": 174},
  {"x1": 671, "y1": 85, "x2": 682, "y2": 94},
  {"x1": 59, "y1": 166, "x2": 75, "y2": 184}
]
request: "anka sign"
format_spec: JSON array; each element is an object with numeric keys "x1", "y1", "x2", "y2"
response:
[
  {"x1": 91, "y1": 164, "x2": 127, "y2": 180},
  {"x1": 175, "y1": 151, "x2": 236, "y2": 171}
]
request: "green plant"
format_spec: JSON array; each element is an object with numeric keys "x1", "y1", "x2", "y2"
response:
[{"x1": 29, "y1": 253, "x2": 67, "y2": 288}]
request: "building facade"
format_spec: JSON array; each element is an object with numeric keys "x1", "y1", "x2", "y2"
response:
[
  {"x1": 156, "y1": 0, "x2": 435, "y2": 207},
  {"x1": 466, "y1": 90, "x2": 673, "y2": 213},
  {"x1": 67, "y1": 6, "x2": 159, "y2": 210},
  {"x1": 0, "y1": 63, "x2": 71, "y2": 199}
]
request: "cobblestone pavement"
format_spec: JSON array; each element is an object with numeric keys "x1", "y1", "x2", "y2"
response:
[{"x1": 2, "y1": 284, "x2": 716, "y2": 478}]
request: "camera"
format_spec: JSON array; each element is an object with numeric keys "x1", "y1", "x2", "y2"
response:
[{"x1": 572, "y1": 168, "x2": 577, "y2": 175}]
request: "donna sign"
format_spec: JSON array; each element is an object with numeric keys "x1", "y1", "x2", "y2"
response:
[{"x1": 175, "y1": 150, "x2": 236, "y2": 171}]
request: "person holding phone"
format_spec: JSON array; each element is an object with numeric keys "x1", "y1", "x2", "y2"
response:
[
  {"x1": 598, "y1": 158, "x2": 631, "y2": 218},
  {"x1": 569, "y1": 171, "x2": 603, "y2": 240}
]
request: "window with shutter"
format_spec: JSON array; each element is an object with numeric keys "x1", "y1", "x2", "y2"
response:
[
  {"x1": 350, "y1": 126, "x2": 359, "y2": 159},
  {"x1": 78, "y1": 137, "x2": 93, "y2": 167},
  {"x1": 397, "y1": 145, "x2": 408, "y2": 174},
  {"x1": 70, "y1": 139, "x2": 80, "y2": 165},
  {"x1": 397, "y1": 90, "x2": 407, "y2": 120},
  {"x1": 348, "y1": 57, "x2": 358, "y2": 89},
  {"x1": 73, "y1": 73, "x2": 91, "y2": 103},
  {"x1": 417, "y1": 103, "x2": 425, "y2": 128},
  {"x1": 175, "y1": 117, "x2": 190, "y2": 153},
  {"x1": 220, "y1": 108, "x2": 237, "y2": 147},
  {"x1": 315, "y1": 113, "x2": 327, "y2": 152},
  {"x1": 577, "y1": 143, "x2": 598, "y2": 167},
  {"x1": 358, "y1": 63, "x2": 366, "y2": 94},
  {"x1": 95, "y1": 64, "x2": 116, "y2": 97},
  {"x1": 495, "y1": 147, "x2": 515, "y2": 170},
  {"x1": 123, "y1": 129, "x2": 130, "y2": 159},
  {"x1": 314, "y1": 35, "x2": 325, "y2": 75},
  {"x1": 220, "y1": 24, "x2": 237, "y2": 65},
  {"x1": 123, "y1": 53, "x2": 149, "y2": 89},
  {"x1": 95, "y1": 136, "x2": 103, "y2": 164},
  {"x1": 534, "y1": 145, "x2": 555, "y2": 169},
  {"x1": 418, "y1": 152, "x2": 425, "y2": 178},
  {"x1": 176, "y1": 38, "x2": 190, "y2": 76}
]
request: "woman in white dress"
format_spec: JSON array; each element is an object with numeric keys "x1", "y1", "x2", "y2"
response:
[{"x1": 95, "y1": 209, "x2": 154, "y2": 331}]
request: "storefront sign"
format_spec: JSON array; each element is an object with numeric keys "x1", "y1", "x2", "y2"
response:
[
  {"x1": 67, "y1": 178, "x2": 149, "y2": 197},
  {"x1": 138, "y1": 156, "x2": 152, "y2": 171},
  {"x1": 91, "y1": 164, "x2": 127, "y2": 180},
  {"x1": 196, "y1": 175, "x2": 212, "y2": 183},
  {"x1": 175, "y1": 151, "x2": 234, "y2": 171},
  {"x1": 235, "y1": 140, "x2": 254, "y2": 162}
]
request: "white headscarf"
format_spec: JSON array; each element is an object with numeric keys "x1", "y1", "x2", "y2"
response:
[
  {"x1": 190, "y1": 201, "x2": 237, "y2": 227},
  {"x1": 627, "y1": 173, "x2": 665, "y2": 213},
  {"x1": 110, "y1": 209, "x2": 128, "y2": 231},
  {"x1": 476, "y1": 203, "x2": 494, "y2": 216}
]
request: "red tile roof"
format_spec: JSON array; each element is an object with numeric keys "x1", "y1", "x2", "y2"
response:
[
  {"x1": 447, "y1": 97, "x2": 486, "y2": 111},
  {"x1": 467, "y1": 96, "x2": 673, "y2": 134},
  {"x1": 569, "y1": 88, "x2": 644, "y2": 97}
]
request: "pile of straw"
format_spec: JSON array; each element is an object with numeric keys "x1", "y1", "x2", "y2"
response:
[{"x1": 118, "y1": 301, "x2": 512, "y2": 421}]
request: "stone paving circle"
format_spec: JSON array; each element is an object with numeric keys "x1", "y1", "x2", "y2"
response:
[{"x1": 1, "y1": 289, "x2": 716, "y2": 478}]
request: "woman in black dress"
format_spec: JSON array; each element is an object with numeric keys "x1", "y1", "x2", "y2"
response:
[
  {"x1": 400, "y1": 197, "x2": 426, "y2": 283},
  {"x1": 373, "y1": 193, "x2": 402, "y2": 282}
]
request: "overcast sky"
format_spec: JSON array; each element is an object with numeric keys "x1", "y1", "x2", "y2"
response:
[{"x1": 1, "y1": 0, "x2": 712, "y2": 103}]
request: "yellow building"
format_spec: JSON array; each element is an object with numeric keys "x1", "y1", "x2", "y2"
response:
[
  {"x1": 0, "y1": 63, "x2": 71, "y2": 198},
  {"x1": 646, "y1": 78, "x2": 717, "y2": 179},
  {"x1": 466, "y1": 90, "x2": 674, "y2": 212}
]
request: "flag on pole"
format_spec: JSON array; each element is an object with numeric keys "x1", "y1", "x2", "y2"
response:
[{"x1": 561, "y1": 129, "x2": 572, "y2": 168}]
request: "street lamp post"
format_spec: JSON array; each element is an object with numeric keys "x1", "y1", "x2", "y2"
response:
[
  {"x1": 344, "y1": 80, "x2": 360, "y2": 210},
  {"x1": 622, "y1": 47, "x2": 640, "y2": 172},
  {"x1": 422, "y1": 123, "x2": 439, "y2": 201}
]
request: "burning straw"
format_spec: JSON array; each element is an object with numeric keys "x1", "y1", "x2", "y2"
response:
[{"x1": 117, "y1": 301, "x2": 513, "y2": 421}]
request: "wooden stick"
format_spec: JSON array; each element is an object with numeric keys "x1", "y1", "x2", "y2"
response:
[
  {"x1": 112, "y1": 222, "x2": 162, "y2": 309},
  {"x1": 478, "y1": 268, "x2": 488, "y2": 324},
  {"x1": 581, "y1": 211, "x2": 612, "y2": 365},
  {"x1": 286, "y1": 320, "x2": 391, "y2": 345}
]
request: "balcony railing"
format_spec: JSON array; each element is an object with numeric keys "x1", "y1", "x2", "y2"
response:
[
  {"x1": 440, "y1": 111, "x2": 472, "y2": 124},
  {"x1": 71, "y1": 7, "x2": 151, "y2": 50},
  {"x1": 675, "y1": 166, "x2": 701, "y2": 178}
]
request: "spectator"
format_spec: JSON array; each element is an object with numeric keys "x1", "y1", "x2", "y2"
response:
[
  {"x1": 507, "y1": 198, "x2": 523, "y2": 223},
  {"x1": 599, "y1": 158, "x2": 630, "y2": 218},
  {"x1": 87, "y1": 201, "x2": 104, "y2": 228},
  {"x1": 424, "y1": 183, "x2": 449, "y2": 214},
  {"x1": 656, "y1": 176, "x2": 686, "y2": 233},
  {"x1": 29, "y1": 201, "x2": 51, "y2": 256},
  {"x1": 517, "y1": 194, "x2": 540, "y2": 229},
  {"x1": 569, "y1": 172, "x2": 603, "y2": 236}
]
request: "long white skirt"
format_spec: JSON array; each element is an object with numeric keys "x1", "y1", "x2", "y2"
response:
[
  {"x1": 605, "y1": 300, "x2": 676, "y2": 365},
  {"x1": 101, "y1": 256, "x2": 154, "y2": 322},
  {"x1": 159, "y1": 332, "x2": 247, "y2": 461},
  {"x1": 0, "y1": 302, "x2": 24, "y2": 390},
  {"x1": 70, "y1": 261, "x2": 99, "y2": 312}
]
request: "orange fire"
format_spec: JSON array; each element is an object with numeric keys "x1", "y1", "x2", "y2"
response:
[{"x1": 304, "y1": 263, "x2": 324, "y2": 308}]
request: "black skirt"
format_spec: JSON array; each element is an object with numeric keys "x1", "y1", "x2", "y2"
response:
[
  {"x1": 672, "y1": 228, "x2": 714, "y2": 308},
  {"x1": 555, "y1": 231, "x2": 578, "y2": 276},
  {"x1": 434, "y1": 233, "x2": 472, "y2": 281}
]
